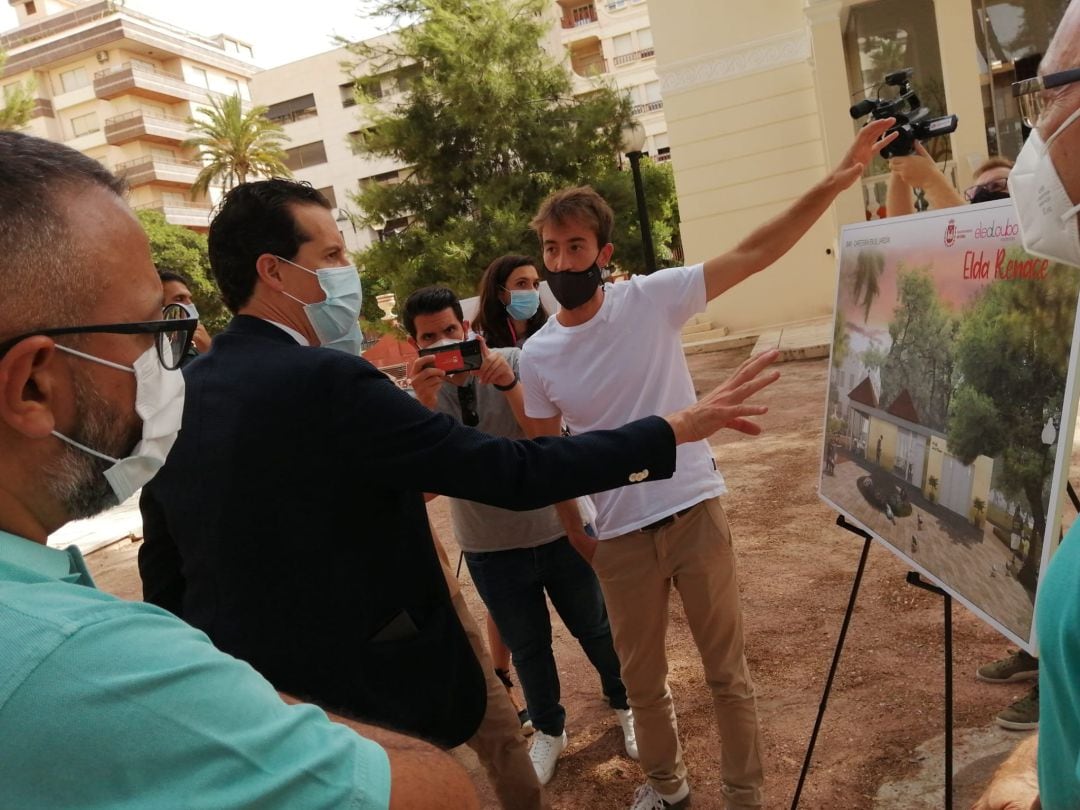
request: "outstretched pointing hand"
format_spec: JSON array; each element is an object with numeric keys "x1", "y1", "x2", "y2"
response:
[{"x1": 664, "y1": 349, "x2": 781, "y2": 445}]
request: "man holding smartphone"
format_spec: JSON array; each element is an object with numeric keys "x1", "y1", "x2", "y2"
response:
[{"x1": 404, "y1": 286, "x2": 637, "y2": 788}]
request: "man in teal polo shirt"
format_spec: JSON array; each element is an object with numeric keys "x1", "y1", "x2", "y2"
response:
[
  {"x1": 0, "y1": 131, "x2": 476, "y2": 809},
  {"x1": 973, "y1": 3, "x2": 1080, "y2": 808}
]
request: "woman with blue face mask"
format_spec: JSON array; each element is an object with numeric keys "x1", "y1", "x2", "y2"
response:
[{"x1": 473, "y1": 255, "x2": 549, "y2": 350}]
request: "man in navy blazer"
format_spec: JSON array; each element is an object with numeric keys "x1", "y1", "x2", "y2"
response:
[{"x1": 138, "y1": 180, "x2": 778, "y2": 808}]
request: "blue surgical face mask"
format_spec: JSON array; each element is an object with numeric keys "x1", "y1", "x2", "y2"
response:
[
  {"x1": 276, "y1": 256, "x2": 364, "y2": 355},
  {"x1": 504, "y1": 289, "x2": 540, "y2": 320}
]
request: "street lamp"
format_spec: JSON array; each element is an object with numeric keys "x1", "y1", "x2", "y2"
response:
[
  {"x1": 620, "y1": 120, "x2": 657, "y2": 275},
  {"x1": 335, "y1": 207, "x2": 357, "y2": 234}
]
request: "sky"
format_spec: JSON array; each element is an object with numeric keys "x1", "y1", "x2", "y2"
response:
[{"x1": 0, "y1": 0, "x2": 399, "y2": 68}]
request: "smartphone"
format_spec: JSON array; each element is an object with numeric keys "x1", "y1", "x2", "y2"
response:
[{"x1": 418, "y1": 339, "x2": 483, "y2": 374}]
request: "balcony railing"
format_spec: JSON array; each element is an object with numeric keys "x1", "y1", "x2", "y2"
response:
[
  {"x1": 94, "y1": 62, "x2": 210, "y2": 104},
  {"x1": 613, "y1": 47, "x2": 655, "y2": 67},
  {"x1": 561, "y1": 5, "x2": 598, "y2": 28},
  {"x1": 30, "y1": 97, "x2": 54, "y2": 119},
  {"x1": 114, "y1": 154, "x2": 202, "y2": 188},
  {"x1": 630, "y1": 99, "x2": 664, "y2": 115},
  {"x1": 133, "y1": 199, "x2": 213, "y2": 228},
  {"x1": 572, "y1": 58, "x2": 609, "y2": 77},
  {"x1": 104, "y1": 109, "x2": 191, "y2": 145}
]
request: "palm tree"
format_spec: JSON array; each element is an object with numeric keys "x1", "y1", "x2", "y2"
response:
[
  {"x1": 183, "y1": 94, "x2": 291, "y2": 197},
  {"x1": 850, "y1": 250, "x2": 885, "y2": 323}
]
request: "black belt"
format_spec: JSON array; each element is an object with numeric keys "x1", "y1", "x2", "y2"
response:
[{"x1": 640, "y1": 504, "x2": 697, "y2": 533}]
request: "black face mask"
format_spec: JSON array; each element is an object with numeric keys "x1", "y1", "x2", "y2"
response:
[
  {"x1": 970, "y1": 187, "x2": 1011, "y2": 204},
  {"x1": 541, "y1": 254, "x2": 604, "y2": 310}
]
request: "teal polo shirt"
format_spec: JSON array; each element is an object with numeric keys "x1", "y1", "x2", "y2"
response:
[
  {"x1": 1038, "y1": 521, "x2": 1080, "y2": 808},
  {"x1": 0, "y1": 529, "x2": 391, "y2": 809}
]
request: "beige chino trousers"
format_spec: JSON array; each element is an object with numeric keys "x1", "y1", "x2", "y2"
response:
[{"x1": 592, "y1": 497, "x2": 764, "y2": 809}]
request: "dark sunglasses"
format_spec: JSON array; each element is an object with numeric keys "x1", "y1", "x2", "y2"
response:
[
  {"x1": 964, "y1": 178, "x2": 1010, "y2": 202},
  {"x1": 457, "y1": 382, "x2": 479, "y2": 427},
  {"x1": 0, "y1": 303, "x2": 197, "y2": 371}
]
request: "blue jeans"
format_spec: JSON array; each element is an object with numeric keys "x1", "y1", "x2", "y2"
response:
[{"x1": 465, "y1": 536, "x2": 628, "y2": 736}]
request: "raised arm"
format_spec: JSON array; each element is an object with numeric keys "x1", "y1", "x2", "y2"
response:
[
  {"x1": 888, "y1": 142, "x2": 964, "y2": 213},
  {"x1": 703, "y1": 118, "x2": 898, "y2": 302}
]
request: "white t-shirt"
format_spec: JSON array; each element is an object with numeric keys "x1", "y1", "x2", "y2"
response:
[{"x1": 519, "y1": 264, "x2": 726, "y2": 539}]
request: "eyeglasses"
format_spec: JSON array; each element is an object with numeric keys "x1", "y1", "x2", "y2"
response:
[
  {"x1": 0, "y1": 303, "x2": 197, "y2": 371},
  {"x1": 1012, "y1": 67, "x2": 1080, "y2": 128},
  {"x1": 964, "y1": 178, "x2": 1010, "y2": 202},
  {"x1": 457, "y1": 382, "x2": 479, "y2": 427}
]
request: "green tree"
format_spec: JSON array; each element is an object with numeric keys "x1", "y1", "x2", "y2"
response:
[
  {"x1": 591, "y1": 158, "x2": 683, "y2": 275},
  {"x1": 183, "y1": 94, "x2": 291, "y2": 198},
  {"x1": 879, "y1": 264, "x2": 958, "y2": 430},
  {"x1": 345, "y1": 0, "x2": 646, "y2": 304},
  {"x1": 0, "y1": 49, "x2": 34, "y2": 131},
  {"x1": 946, "y1": 255, "x2": 1080, "y2": 589},
  {"x1": 136, "y1": 210, "x2": 229, "y2": 334}
]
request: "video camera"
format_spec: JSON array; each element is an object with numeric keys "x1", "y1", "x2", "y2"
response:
[{"x1": 849, "y1": 68, "x2": 958, "y2": 159}]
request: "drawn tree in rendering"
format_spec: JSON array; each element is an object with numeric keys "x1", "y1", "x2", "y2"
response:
[
  {"x1": 880, "y1": 265, "x2": 958, "y2": 430},
  {"x1": 850, "y1": 249, "x2": 886, "y2": 323},
  {"x1": 946, "y1": 255, "x2": 1080, "y2": 589}
]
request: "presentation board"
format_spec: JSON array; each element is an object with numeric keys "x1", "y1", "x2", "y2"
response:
[{"x1": 819, "y1": 198, "x2": 1080, "y2": 650}]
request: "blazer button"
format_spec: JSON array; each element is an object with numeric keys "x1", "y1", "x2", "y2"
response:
[{"x1": 640, "y1": 469, "x2": 649, "y2": 480}]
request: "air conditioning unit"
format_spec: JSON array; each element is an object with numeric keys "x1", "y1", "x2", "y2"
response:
[{"x1": 96, "y1": 50, "x2": 110, "y2": 64}]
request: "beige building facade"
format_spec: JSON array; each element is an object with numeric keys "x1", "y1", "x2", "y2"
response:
[
  {"x1": 1, "y1": 0, "x2": 256, "y2": 229},
  {"x1": 651, "y1": 0, "x2": 1065, "y2": 332}
]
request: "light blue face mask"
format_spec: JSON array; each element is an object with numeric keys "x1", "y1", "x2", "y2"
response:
[
  {"x1": 276, "y1": 256, "x2": 364, "y2": 355},
  {"x1": 504, "y1": 289, "x2": 540, "y2": 321}
]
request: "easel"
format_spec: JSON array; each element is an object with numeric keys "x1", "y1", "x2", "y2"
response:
[{"x1": 791, "y1": 481, "x2": 1080, "y2": 810}]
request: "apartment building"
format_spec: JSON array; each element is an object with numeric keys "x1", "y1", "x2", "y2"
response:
[
  {"x1": 0, "y1": 0, "x2": 256, "y2": 229},
  {"x1": 250, "y1": 0, "x2": 669, "y2": 255},
  {"x1": 247, "y1": 37, "x2": 410, "y2": 253},
  {"x1": 554, "y1": 0, "x2": 667, "y2": 159}
]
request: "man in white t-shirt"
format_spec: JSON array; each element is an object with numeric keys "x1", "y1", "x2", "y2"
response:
[{"x1": 518, "y1": 118, "x2": 897, "y2": 810}]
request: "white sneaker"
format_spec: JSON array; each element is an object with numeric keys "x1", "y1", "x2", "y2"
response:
[
  {"x1": 628, "y1": 783, "x2": 691, "y2": 810},
  {"x1": 614, "y1": 708, "x2": 639, "y2": 760},
  {"x1": 528, "y1": 729, "x2": 568, "y2": 785}
]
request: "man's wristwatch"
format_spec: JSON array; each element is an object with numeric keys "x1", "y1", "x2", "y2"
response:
[{"x1": 494, "y1": 374, "x2": 519, "y2": 392}]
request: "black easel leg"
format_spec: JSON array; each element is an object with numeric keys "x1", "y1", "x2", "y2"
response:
[
  {"x1": 1068, "y1": 480, "x2": 1080, "y2": 513},
  {"x1": 905, "y1": 572, "x2": 954, "y2": 810},
  {"x1": 944, "y1": 592, "x2": 953, "y2": 810},
  {"x1": 790, "y1": 516, "x2": 872, "y2": 810}
]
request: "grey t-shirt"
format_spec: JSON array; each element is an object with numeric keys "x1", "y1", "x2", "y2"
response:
[{"x1": 434, "y1": 348, "x2": 567, "y2": 553}]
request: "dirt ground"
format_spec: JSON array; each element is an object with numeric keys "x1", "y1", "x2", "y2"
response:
[{"x1": 86, "y1": 348, "x2": 1056, "y2": 809}]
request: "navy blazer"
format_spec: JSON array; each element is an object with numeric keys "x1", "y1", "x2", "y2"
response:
[{"x1": 139, "y1": 315, "x2": 676, "y2": 747}]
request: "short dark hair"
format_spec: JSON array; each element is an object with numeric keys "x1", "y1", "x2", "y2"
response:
[
  {"x1": 531, "y1": 185, "x2": 615, "y2": 248},
  {"x1": 0, "y1": 131, "x2": 127, "y2": 341},
  {"x1": 401, "y1": 286, "x2": 464, "y2": 338},
  {"x1": 207, "y1": 179, "x2": 331, "y2": 313},
  {"x1": 472, "y1": 254, "x2": 547, "y2": 349},
  {"x1": 158, "y1": 270, "x2": 191, "y2": 287}
]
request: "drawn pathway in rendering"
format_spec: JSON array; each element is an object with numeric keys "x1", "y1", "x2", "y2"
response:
[{"x1": 821, "y1": 455, "x2": 1035, "y2": 638}]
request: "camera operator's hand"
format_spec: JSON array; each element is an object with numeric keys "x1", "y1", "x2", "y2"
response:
[
  {"x1": 889, "y1": 142, "x2": 940, "y2": 188},
  {"x1": 472, "y1": 336, "x2": 516, "y2": 389},
  {"x1": 409, "y1": 354, "x2": 446, "y2": 409},
  {"x1": 830, "y1": 117, "x2": 899, "y2": 190},
  {"x1": 663, "y1": 349, "x2": 780, "y2": 445}
]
